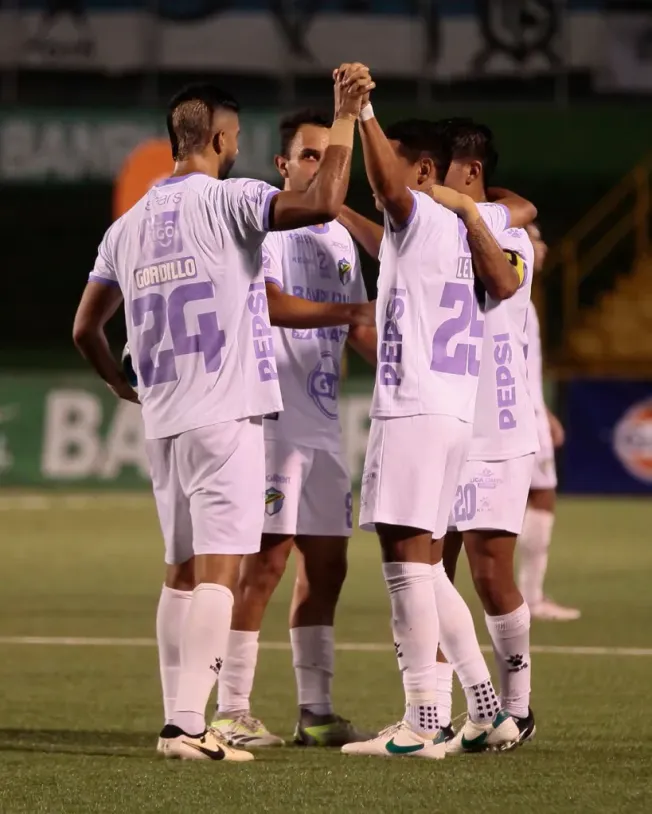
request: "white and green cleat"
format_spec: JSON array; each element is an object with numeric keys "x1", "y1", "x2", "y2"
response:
[
  {"x1": 446, "y1": 709, "x2": 519, "y2": 755},
  {"x1": 210, "y1": 712, "x2": 285, "y2": 748},
  {"x1": 341, "y1": 720, "x2": 446, "y2": 759}
]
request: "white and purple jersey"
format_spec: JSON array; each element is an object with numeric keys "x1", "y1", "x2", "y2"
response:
[
  {"x1": 467, "y1": 227, "x2": 539, "y2": 461},
  {"x1": 89, "y1": 173, "x2": 284, "y2": 439},
  {"x1": 262, "y1": 221, "x2": 366, "y2": 452},
  {"x1": 525, "y1": 301, "x2": 554, "y2": 456},
  {"x1": 370, "y1": 192, "x2": 510, "y2": 423}
]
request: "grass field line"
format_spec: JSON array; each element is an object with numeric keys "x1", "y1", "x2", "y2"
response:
[{"x1": 0, "y1": 635, "x2": 651, "y2": 657}]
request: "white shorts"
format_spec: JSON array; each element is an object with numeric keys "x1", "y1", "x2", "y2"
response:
[
  {"x1": 530, "y1": 447, "x2": 558, "y2": 490},
  {"x1": 360, "y1": 414, "x2": 472, "y2": 539},
  {"x1": 146, "y1": 417, "x2": 265, "y2": 564},
  {"x1": 263, "y1": 440, "x2": 352, "y2": 537},
  {"x1": 448, "y1": 453, "x2": 535, "y2": 535}
]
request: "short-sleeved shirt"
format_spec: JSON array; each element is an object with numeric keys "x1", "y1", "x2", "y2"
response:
[
  {"x1": 262, "y1": 221, "x2": 366, "y2": 452},
  {"x1": 467, "y1": 227, "x2": 539, "y2": 461},
  {"x1": 370, "y1": 192, "x2": 510, "y2": 424},
  {"x1": 89, "y1": 173, "x2": 283, "y2": 439}
]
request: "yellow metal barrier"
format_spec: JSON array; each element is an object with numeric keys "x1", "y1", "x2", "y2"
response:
[{"x1": 543, "y1": 154, "x2": 652, "y2": 359}]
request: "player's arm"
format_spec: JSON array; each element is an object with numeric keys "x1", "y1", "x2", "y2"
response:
[
  {"x1": 73, "y1": 282, "x2": 139, "y2": 403},
  {"x1": 337, "y1": 206, "x2": 383, "y2": 260},
  {"x1": 347, "y1": 324, "x2": 377, "y2": 366},
  {"x1": 487, "y1": 187, "x2": 537, "y2": 228},
  {"x1": 357, "y1": 107, "x2": 415, "y2": 228},
  {"x1": 429, "y1": 185, "x2": 519, "y2": 300},
  {"x1": 266, "y1": 282, "x2": 374, "y2": 329},
  {"x1": 267, "y1": 64, "x2": 375, "y2": 231},
  {"x1": 547, "y1": 408, "x2": 565, "y2": 448}
]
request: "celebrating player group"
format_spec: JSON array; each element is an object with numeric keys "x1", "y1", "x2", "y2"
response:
[{"x1": 73, "y1": 61, "x2": 577, "y2": 763}]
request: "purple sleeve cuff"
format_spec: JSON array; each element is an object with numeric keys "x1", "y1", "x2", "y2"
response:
[
  {"x1": 497, "y1": 203, "x2": 510, "y2": 230},
  {"x1": 390, "y1": 191, "x2": 417, "y2": 233},
  {"x1": 264, "y1": 276, "x2": 283, "y2": 291},
  {"x1": 262, "y1": 189, "x2": 280, "y2": 231},
  {"x1": 88, "y1": 273, "x2": 120, "y2": 288}
]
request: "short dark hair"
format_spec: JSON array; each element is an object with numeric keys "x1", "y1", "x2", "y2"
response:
[
  {"x1": 167, "y1": 83, "x2": 239, "y2": 161},
  {"x1": 279, "y1": 109, "x2": 332, "y2": 157},
  {"x1": 384, "y1": 118, "x2": 450, "y2": 179},
  {"x1": 432, "y1": 117, "x2": 498, "y2": 184}
]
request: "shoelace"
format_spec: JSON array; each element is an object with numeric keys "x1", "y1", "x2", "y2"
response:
[
  {"x1": 377, "y1": 721, "x2": 406, "y2": 739},
  {"x1": 232, "y1": 713, "x2": 265, "y2": 733}
]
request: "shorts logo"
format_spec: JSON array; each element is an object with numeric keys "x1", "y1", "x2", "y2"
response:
[
  {"x1": 337, "y1": 258, "x2": 352, "y2": 285},
  {"x1": 471, "y1": 468, "x2": 503, "y2": 490},
  {"x1": 613, "y1": 399, "x2": 652, "y2": 483},
  {"x1": 307, "y1": 351, "x2": 340, "y2": 420},
  {"x1": 265, "y1": 487, "x2": 285, "y2": 516}
]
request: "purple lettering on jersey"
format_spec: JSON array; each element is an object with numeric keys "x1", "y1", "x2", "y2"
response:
[
  {"x1": 132, "y1": 279, "x2": 224, "y2": 388},
  {"x1": 291, "y1": 284, "x2": 350, "y2": 305},
  {"x1": 248, "y1": 282, "x2": 278, "y2": 382},
  {"x1": 132, "y1": 293, "x2": 177, "y2": 387},
  {"x1": 493, "y1": 332, "x2": 517, "y2": 430},
  {"x1": 169, "y1": 282, "x2": 226, "y2": 374},
  {"x1": 430, "y1": 282, "x2": 484, "y2": 377},
  {"x1": 379, "y1": 287, "x2": 405, "y2": 387},
  {"x1": 142, "y1": 211, "x2": 183, "y2": 259},
  {"x1": 307, "y1": 350, "x2": 340, "y2": 419}
]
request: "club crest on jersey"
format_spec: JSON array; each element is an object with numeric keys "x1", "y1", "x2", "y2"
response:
[
  {"x1": 307, "y1": 351, "x2": 340, "y2": 420},
  {"x1": 337, "y1": 258, "x2": 352, "y2": 285},
  {"x1": 265, "y1": 487, "x2": 285, "y2": 516}
]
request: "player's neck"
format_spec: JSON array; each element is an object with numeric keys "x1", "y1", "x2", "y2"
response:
[
  {"x1": 466, "y1": 183, "x2": 487, "y2": 204},
  {"x1": 171, "y1": 157, "x2": 214, "y2": 179}
]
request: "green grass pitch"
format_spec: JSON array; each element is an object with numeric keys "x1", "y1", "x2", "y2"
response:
[{"x1": 0, "y1": 493, "x2": 651, "y2": 813}]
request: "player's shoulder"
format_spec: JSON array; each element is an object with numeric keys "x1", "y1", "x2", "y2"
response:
[
  {"x1": 500, "y1": 225, "x2": 532, "y2": 250},
  {"x1": 329, "y1": 218, "x2": 357, "y2": 249},
  {"x1": 412, "y1": 189, "x2": 457, "y2": 225}
]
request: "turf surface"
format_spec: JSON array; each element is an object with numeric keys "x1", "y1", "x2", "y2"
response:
[{"x1": 0, "y1": 494, "x2": 651, "y2": 813}]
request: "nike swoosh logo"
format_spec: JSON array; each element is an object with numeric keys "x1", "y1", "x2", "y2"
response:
[
  {"x1": 185, "y1": 741, "x2": 226, "y2": 760},
  {"x1": 386, "y1": 738, "x2": 424, "y2": 755},
  {"x1": 461, "y1": 732, "x2": 488, "y2": 751}
]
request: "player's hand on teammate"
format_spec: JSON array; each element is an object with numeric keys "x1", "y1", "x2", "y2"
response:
[
  {"x1": 427, "y1": 185, "x2": 478, "y2": 221},
  {"x1": 333, "y1": 63, "x2": 375, "y2": 120},
  {"x1": 350, "y1": 300, "x2": 376, "y2": 328},
  {"x1": 548, "y1": 409, "x2": 565, "y2": 447}
]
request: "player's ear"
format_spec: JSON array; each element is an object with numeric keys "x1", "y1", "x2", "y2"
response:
[
  {"x1": 419, "y1": 156, "x2": 435, "y2": 186},
  {"x1": 466, "y1": 159, "x2": 483, "y2": 186},
  {"x1": 212, "y1": 131, "x2": 224, "y2": 156},
  {"x1": 275, "y1": 154, "x2": 289, "y2": 180}
]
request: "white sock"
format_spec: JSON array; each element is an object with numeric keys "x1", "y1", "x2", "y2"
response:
[
  {"x1": 485, "y1": 603, "x2": 531, "y2": 719},
  {"x1": 290, "y1": 625, "x2": 334, "y2": 716},
  {"x1": 383, "y1": 562, "x2": 440, "y2": 734},
  {"x1": 435, "y1": 661, "x2": 454, "y2": 729},
  {"x1": 432, "y1": 562, "x2": 500, "y2": 724},
  {"x1": 217, "y1": 630, "x2": 260, "y2": 716},
  {"x1": 156, "y1": 585, "x2": 192, "y2": 724},
  {"x1": 518, "y1": 508, "x2": 554, "y2": 607},
  {"x1": 172, "y1": 583, "x2": 234, "y2": 735}
]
